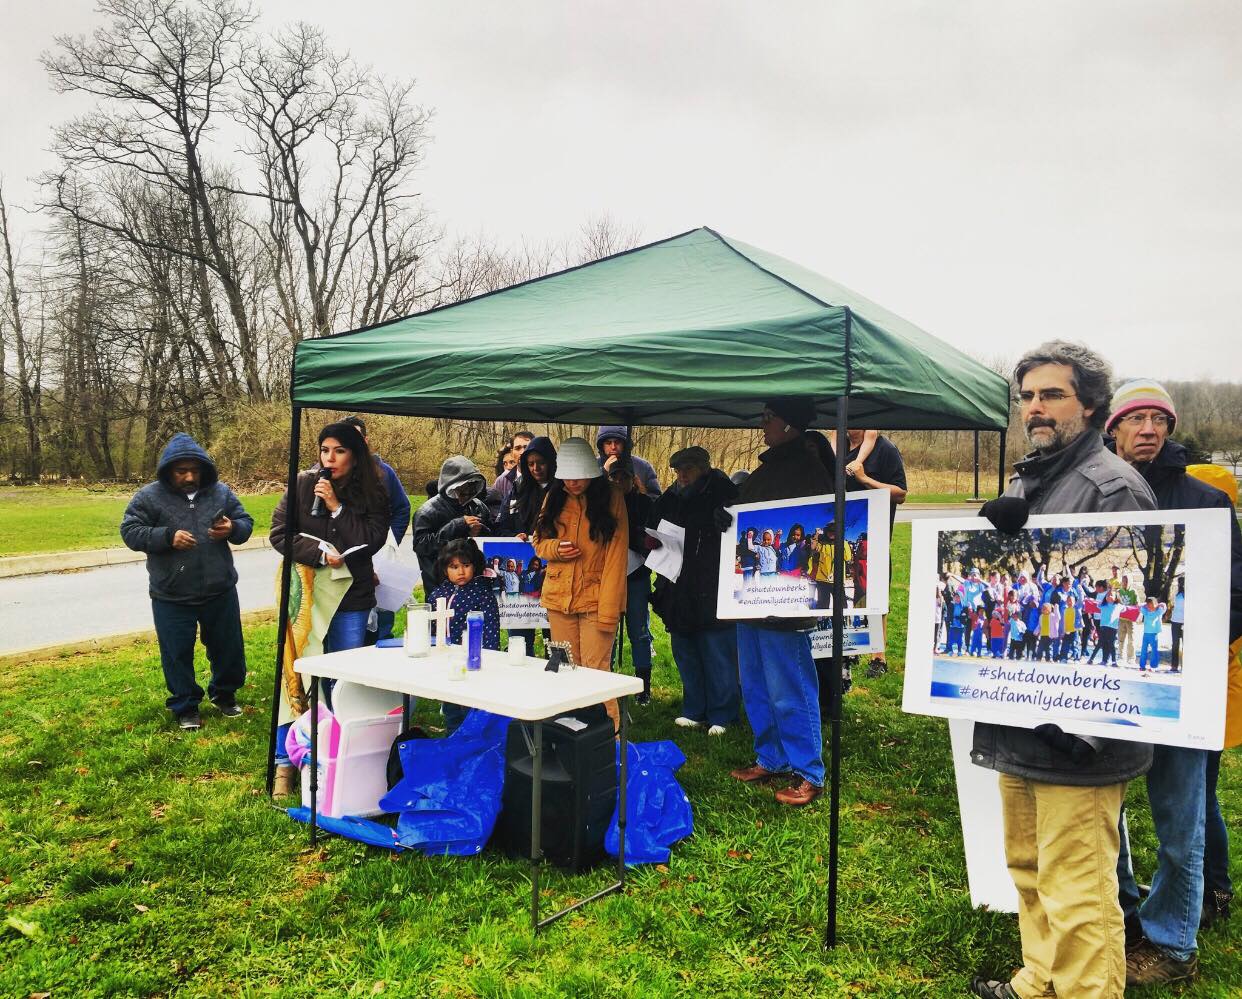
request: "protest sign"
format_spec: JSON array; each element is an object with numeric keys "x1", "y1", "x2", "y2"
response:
[
  {"x1": 902, "y1": 508, "x2": 1232, "y2": 749},
  {"x1": 716, "y1": 491, "x2": 889, "y2": 619},
  {"x1": 809, "y1": 613, "x2": 885, "y2": 656},
  {"x1": 476, "y1": 537, "x2": 549, "y2": 631}
]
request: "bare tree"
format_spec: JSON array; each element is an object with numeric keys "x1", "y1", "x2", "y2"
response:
[
  {"x1": 42, "y1": 0, "x2": 265, "y2": 398},
  {"x1": 0, "y1": 185, "x2": 47, "y2": 479}
]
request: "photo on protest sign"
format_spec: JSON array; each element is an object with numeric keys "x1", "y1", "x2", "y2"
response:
[
  {"x1": 475, "y1": 537, "x2": 549, "y2": 630},
  {"x1": 809, "y1": 613, "x2": 885, "y2": 657},
  {"x1": 716, "y1": 491, "x2": 890, "y2": 619},
  {"x1": 901, "y1": 508, "x2": 1233, "y2": 749}
]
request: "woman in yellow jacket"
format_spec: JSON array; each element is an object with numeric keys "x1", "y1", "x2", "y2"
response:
[{"x1": 532, "y1": 436, "x2": 630, "y2": 729}]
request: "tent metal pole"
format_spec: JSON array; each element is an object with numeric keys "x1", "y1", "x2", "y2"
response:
[
  {"x1": 266, "y1": 405, "x2": 302, "y2": 796},
  {"x1": 997, "y1": 430, "x2": 1007, "y2": 497},
  {"x1": 972, "y1": 430, "x2": 981, "y2": 500},
  {"x1": 825, "y1": 393, "x2": 848, "y2": 950}
]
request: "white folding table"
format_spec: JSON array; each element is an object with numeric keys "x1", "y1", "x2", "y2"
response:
[{"x1": 294, "y1": 646, "x2": 643, "y2": 930}]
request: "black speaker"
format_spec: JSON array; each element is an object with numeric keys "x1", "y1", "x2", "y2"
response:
[{"x1": 495, "y1": 704, "x2": 617, "y2": 871}]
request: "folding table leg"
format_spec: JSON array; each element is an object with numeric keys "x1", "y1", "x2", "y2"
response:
[
  {"x1": 530, "y1": 720, "x2": 543, "y2": 932},
  {"x1": 309, "y1": 676, "x2": 319, "y2": 847},
  {"x1": 401, "y1": 694, "x2": 412, "y2": 730},
  {"x1": 618, "y1": 695, "x2": 628, "y2": 886}
]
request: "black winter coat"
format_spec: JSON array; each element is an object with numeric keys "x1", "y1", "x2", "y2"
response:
[
  {"x1": 1122, "y1": 439, "x2": 1242, "y2": 642},
  {"x1": 650, "y1": 469, "x2": 738, "y2": 633},
  {"x1": 411, "y1": 493, "x2": 494, "y2": 593}
]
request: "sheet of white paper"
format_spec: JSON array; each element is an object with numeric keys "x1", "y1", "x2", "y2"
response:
[
  {"x1": 373, "y1": 548, "x2": 422, "y2": 612},
  {"x1": 644, "y1": 520, "x2": 686, "y2": 583},
  {"x1": 298, "y1": 532, "x2": 366, "y2": 559},
  {"x1": 553, "y1": 715, "x2": 589, "y2": 732}
]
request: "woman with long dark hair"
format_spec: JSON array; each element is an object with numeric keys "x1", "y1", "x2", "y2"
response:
[
  {"x1": 268, "y1": 422, "x2": 389, "y2": 791},
  {"x1": 532, "y1": 436, "x2": 629, "y2": 728}
]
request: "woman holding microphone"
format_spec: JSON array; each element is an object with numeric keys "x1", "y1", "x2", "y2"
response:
[{"x1": 531, "y1": 437, "x2": 629, "y2": 730}]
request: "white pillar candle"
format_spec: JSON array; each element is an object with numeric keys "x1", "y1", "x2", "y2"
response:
[
  {"x1": 508, "y1": 635, "x2": 528, "y2": 664},
  {"x1": 404, "y1": 608, "x2": 431, "y2": 657}
]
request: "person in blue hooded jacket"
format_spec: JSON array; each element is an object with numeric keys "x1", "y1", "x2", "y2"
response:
[{"x1": 120, "y1": 433, "x2": 254, "y2": 730}]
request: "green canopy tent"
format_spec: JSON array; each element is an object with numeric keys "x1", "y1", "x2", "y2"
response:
[{"x1": 273, "y1": 226, "x2": 1012, "y2": 943}]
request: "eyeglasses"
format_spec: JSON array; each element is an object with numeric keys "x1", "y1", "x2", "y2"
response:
[
  {"x1": 1017, "y1": 389, "x2": 1077, "y2": 405},
  {"x1": 1116, "y1": 412, "x2": 1170, "y2": 429}
]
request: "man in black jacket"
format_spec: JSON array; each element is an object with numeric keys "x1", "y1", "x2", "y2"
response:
[
  {"x1": 120, "y1": 433, "x2": 253, "y2": 730},
  {"x1": 1105, "y1": 378, "x2": 1242, "y2": 987},
  {"x1": 412, "y1": 456, "x2": 493, "y2": 594},
  {"x1": 651, "y1": 446, "x2": 739, "y2": 732}
]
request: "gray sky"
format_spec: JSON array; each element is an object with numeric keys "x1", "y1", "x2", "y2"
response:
[{"x1": 3, "y1": 0, "x2": 1240, "y2": 381}]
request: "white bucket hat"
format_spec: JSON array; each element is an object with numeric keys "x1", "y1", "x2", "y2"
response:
[{"x1": 555, "y1": 436, "x2": 602, "y2": 480}]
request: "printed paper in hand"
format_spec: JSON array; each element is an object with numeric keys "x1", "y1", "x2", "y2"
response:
[
  {"x1": 298, "y1": 532, "x2": 366, "y2": 559},
  {"x1": 644, "y1": 521, "x2": 686, "y2": 582}
]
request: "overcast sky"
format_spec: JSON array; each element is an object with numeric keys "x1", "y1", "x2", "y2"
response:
[{"x1": 3, "y1": 0, "x2": 1240, "y2": 381}]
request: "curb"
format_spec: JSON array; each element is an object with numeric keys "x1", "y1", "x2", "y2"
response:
[
  {"x1": 0, "y1": 536, "x2": 273, "y2": 579},
  {"x1": 0, "y1": 608, "x2": 277, "y2": 667}
]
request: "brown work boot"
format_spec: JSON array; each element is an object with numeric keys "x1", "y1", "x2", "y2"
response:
[
  {"x1": 272, "y1": 764, "x2": 298, "y2": 797},
  {"x1": 1125, "y1": 939, "x2": 1199, "y2": 986},
  {"x1": 774, "y1": 778, "x2": 823, "y2": 806},
  {"x1": 729, "y1": 762, "x2": 782, "y2": 783}
]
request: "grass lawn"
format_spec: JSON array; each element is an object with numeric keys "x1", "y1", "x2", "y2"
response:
[
  {"x1": 1, "y1": 524, "x2": 1238, "y2": 996},
  {"x1": 0, "y1": 488, "x2": 428, "y2": 558},
  {"x1": 0, "y1": 487, "x2": 284, "y2": 558}
]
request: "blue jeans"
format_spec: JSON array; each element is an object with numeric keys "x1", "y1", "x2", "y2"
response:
[
  {"x1": 322, "y1": 608, "x2": 370, "y2": 711},
  {"x1": 623, "y1": 568, "x2": 653, "y2": 674},
  {"x1": 365, "y1": 608, "x2": 395, "y2": 645},
  {"x1": 736, "y1": 623, "x2": 823, "y2": 786},
  {"x1": 151, "y1": 588, "x2": 246, "y2": 717},
  {"x1": 670, "y1": 627, "x2": 739, "y2": 727},
  {"x1": 1205, "y1": 750, "x2": 1233, "y2": 897},
  {"x1": 1139, "y1": 633, "x2": 1160, "y2": 670},
  {"x1": 1118, "y1": 745, "x2": 1207, "y2": 961}
]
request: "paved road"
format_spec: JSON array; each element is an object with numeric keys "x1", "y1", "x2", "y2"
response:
[
  {"x1": 0, "y1": 548, "x2": 283, "y2": 657},
  {"x1": 1, "y1": 505, "x2": 976, "y2": 657}
]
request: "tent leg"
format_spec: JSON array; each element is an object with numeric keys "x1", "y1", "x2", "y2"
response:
[
  {"x1": 972, "y1": 430, "x2": 981, "y2": 500},
  {"x1": 266, "y1": 405, "x2": 302, "y2": 796},
  {"x1": 825, "y1": 393, "x2": 848, "y2": 950},
  {"x1": 997, "y1": 430, "x2": 1007, "y2": 497}
]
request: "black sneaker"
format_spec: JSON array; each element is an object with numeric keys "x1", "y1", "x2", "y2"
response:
[
  {"x1": 1202, "y1": 888, "x2": 1234, "y2": 929},
  {"x1": 177, "y1": 711, "x2": 202, "y2": 731},
  {"x1": 635, "y1": 691, "x2": 651, "y2": 706},
  {"x1": 212, "y1": 699, "x2": 242, "y2": 718},
  {"x1": 865, "y1": 657, "x2": 889, "y2": 679}
]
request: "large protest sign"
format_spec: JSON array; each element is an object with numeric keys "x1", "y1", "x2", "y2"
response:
[
  {"x1": 476, "y1": 537, "x2": 549, "y2": 631},
  {"x1": 902, "y1": 508, "x2": 1232, "y2": 750},
  {"x1": 716, "y1": 491, "x2": 889, "y2": 619}
]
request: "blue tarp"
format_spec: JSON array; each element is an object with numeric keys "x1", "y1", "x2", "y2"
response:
[
  {"x1": 378, "y1": 709, "x2": 511, "y2": 856},
  {"x1": 285, "y1": 808, "x2": 404, "y2": 851},
  {"x1": 606, "y1": 740, "x2": 694, "y2": 865}
]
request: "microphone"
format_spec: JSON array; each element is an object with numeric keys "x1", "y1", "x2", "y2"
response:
[{"x1": 310, "y1": 467, "x2": 333, "y2": 517}]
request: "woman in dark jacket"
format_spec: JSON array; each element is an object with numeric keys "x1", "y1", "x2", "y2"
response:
[
  {"x1": 270, "y1": 422, "x2": 390, "y2": 658},
  {"x1": 651, "y1": 446, "x2": 740, "y2": 732},
  {"x1": 608, "y1": 455, "x2": 657, "y2": 704}
]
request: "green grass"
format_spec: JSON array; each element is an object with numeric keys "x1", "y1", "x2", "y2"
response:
[
  {"x1": 0, "y1": 524, "x2": 1237, "y2": 996},
  {"x1": 0, "y1": 487, "x2": 283, "y2": 557},
  {"x1": 907, "y1": 493, "x2": 986, "y2": 505}
]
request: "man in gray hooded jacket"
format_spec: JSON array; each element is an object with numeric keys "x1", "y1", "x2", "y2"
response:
[
  {"x1": 411, "y1": 455, "x2": 494, "y2": 594},
  {"x1": 120, "y1": 433, "x2": 253, "y2": 730},
  {"x1": 969, "y1": 342, "x2": 1155, "y2": 999}
]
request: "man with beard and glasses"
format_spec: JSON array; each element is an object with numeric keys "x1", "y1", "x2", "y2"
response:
[{"x1": 969, "y1": 341, "x2": 1154, "y2": 999}]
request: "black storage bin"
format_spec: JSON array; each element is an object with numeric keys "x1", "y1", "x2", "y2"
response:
[{"x1": 495, "y1": 704, "x2": 617, "y2": 871}]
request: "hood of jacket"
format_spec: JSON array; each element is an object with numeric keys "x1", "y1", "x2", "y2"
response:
[
  {"x1": 438, "y1": 455, "x2": 486, "y2": 498},
  {"x1": 524, "y1": 435, "x2": 558, "y2": 471},
  {"x1": 157, "y1": 433, "x2": 218, "y2": 488},
  {"x1": 595, "y1": 425, "x2": 631, "y2": 454}
]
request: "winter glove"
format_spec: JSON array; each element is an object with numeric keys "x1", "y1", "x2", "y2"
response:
[
  {"x1": 712, "y1": 506, "x2": 734, "y2": 533},
  {"x1": 1033, "y1": 724, "x2": 1098, "y2": 764},
  {"x1": 979, "y1": 496, "x2": 1030, "y2": 536}
]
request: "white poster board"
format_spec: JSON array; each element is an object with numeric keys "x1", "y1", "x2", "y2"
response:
[
  {"x1": 716, "y1": 491, "x2": 890, "y2": 619},
  {"x1": 902, "y1": 508, "x2": 1231, "y2": 750},
  {"x1": 949, "y1": 719, "x2": 1019, "y2": 912}
]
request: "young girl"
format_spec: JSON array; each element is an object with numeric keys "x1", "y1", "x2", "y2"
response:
[
  {"x1": 1007, "y1": 612, "x2": 1027, "y2": 660},
  {"x1": 968, "y1": 608, "x2": 986, "y2": 657},
  {"x1": 946, "y1": 593, "x2": 966, "y2": 655},
  {"x1": 756, "y1": 529, "x2": 779, "y2": 577},
  {"x1": 426, "y1": 538, "x2": 501, "y2": 733},
  {"x1": 1139, "y1": 596, "x2": 1168, "y2": 673},
  {"x1": 989, "y1": 609, "x2": 1006, "y2": 658}
]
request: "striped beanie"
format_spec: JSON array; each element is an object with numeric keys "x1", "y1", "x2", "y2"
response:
[{"x1": 1106, "y1": 378, "x2": 1177, "y2": 433}]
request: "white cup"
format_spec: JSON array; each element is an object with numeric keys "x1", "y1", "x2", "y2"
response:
[{"x1": 508, "y1": 635, "x2": 528, "y2": 664}]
